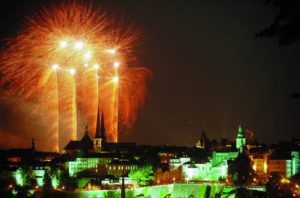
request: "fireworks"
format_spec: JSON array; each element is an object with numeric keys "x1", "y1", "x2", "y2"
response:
[{"x1": 0, "y1": 1, "x2": 150, "y2": 151}]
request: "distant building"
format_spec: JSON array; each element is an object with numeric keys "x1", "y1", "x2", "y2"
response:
[
  {"x1": 236, "y1": 124, "x2": 246, "y2": 153},
  {"x1": 196, "y1": 131, "x2": 206, "y2": 149},
  {"x1": 106, "y1": 159, "x2": 139, "y2": 178},
  {"x1": 248, "y1": 148, "x2": 270, "y2": 176},
  {"x1": 158, "y1": 152, "x2": 176, "y2": 164},
  {"x1": 267, "y1": 151, "x2": 300, "y2": 178},
  {"x1": 169, "y1": 155, "x2": 191, "y2": 171},
  {"x1": 64, "y1": 108, "x2": 107, "y2": 156},
  {"x1": 291, "y1": 151, "x2": 300, "y2": 176},
  {"x1": 93, "y1": 109, "x2": 106, "y2": 153},
  {"x1": 182, "y1": 160, "x2": 211, "y2": 181},
  {"x1": 66, "y1": 154, "x2": 112, "y2": 177},
  {"x1": 63, "y1": 107, "x2": 140, "y2": 178},
  {"x1": 63, "y1": 127, "x2": 94, "y2": 156}
]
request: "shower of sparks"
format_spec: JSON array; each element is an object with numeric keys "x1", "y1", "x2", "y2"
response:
[{"x1": 0, "y1": 1, "x2": 150, "y2": 152}]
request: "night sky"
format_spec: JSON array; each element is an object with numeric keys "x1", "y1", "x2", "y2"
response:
[{"x1": 1, "y1": 0, "x2": 300, "y2": 150}]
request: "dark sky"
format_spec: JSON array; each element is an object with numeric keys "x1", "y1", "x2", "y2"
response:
[{"x1": 1, "y1": 0, "x2": 300, "y2": 149}]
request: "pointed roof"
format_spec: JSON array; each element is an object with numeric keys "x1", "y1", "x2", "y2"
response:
[
  {"x1": 81, "y1": 125, "x2": 92, "y2": 143},
  {"x1": 64, "y1": 128, "x2": 93, "y2": 151},
  {"x1": 84, "y1": 125, "x2": 88, "y2": 135},
  {"x1": 237, "y1": 124, "x2": 245, "y2": 138},
  {"x1": 95, "y1": 108, "x2": 101, "y2": 138},
  {"x1": 95, "y1": 108, "x2": 106, "y2": 140},
  {"x1": 100, "y1": 110, "x2": 106, "y2": 141}
]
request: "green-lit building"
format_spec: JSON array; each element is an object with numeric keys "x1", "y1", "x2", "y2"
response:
[
  {"x1": 66, "y1": 156, "x2": 112, "y2": 177},
  {"x1": 291, "y1": 151, "x2": 300, "y2": 176},
  {"x1": 180, "y1": 125, "x2": 246, "y2": 181},
  {"x1": 236, "y1": 124, "x2": 246, "y2": 153}
]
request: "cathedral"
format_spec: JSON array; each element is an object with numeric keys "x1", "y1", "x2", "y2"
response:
[{"x1": 63, "y1": 108, "x2": 107, "y2": 155}]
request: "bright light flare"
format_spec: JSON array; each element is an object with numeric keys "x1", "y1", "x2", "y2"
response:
[
  {"x1": 52, "y1": 64, "x2": 60, "y2": 71},
  {"x1": 69, "y1": 68, "x2": 76, "y2": 75},
  {"x1": 113, "y1": 61, "x2": 120, "y2": 68},
  {"x1": 107, "y1": 48, "x2": 117, "y2": 55},
  {"x1": 0, "y1": 1, "x2": 150, "y2": 151},
  {"x1": 112, "y1": 76, "x2": 119, "y2": 83},
  {"x1": 93, "y1": 63, "x2": 100, "y2": 70},
  {"x1": 59, "y1": 40, "x2": 68, "y2": 48},
  {"x1": 74, "y1": 41, "x2": 84, "y2": 50},
  {"x1": 84, "y1": 51, "x2": 92, "y2": 60}
]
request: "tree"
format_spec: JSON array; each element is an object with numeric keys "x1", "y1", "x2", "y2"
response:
[
  {"x1": 140, "y1": 150, "x2": 160, "y2": 169},
  {"x1": 220, "y1": 138, "x2": 229, "y2": 147},
  {"x1": 211, "y1": 139, "x2": 219, "y2": 150},
  {"x1": 228, "y1": 153, "x2": 255, "y2": 186},
  {"x1": 256, "y1": 0, "x2": 300, "y2": 45},
  {"x1": 15, "y1": 167, "x2": 34, "y2": 187},
  {"x1": 128, "y1": 165, "x2": 154, "y2": 186},
  {"x1": 43, "y1": 171, "x2": 52, "y2": 198},
  {"x1": 58, "y1": 168, "x2": 76, "y2": 190}
]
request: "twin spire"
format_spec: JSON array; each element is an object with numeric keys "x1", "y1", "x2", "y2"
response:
[{"x1": 95, "y1": 108, "x2": 106, "y2": 141}]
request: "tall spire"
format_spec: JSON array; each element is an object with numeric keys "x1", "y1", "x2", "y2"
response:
[
  {"x1": 84, "y1": 125, "x2": 88, "y2": 135},
  {"x1": 100, "y1": 110, "x2": 106, "y2": 142},
  {"x1": 237, "y1": 124, "x2": 245, "y2": 138},
  {"x1": 236, "y1": 123, "x2": 246, "y2": 153},
  {"x1": 95, "y1": 108, "x2": 101, "y2": 138}
]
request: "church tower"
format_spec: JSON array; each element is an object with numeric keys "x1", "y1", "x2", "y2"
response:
[
  {"x1": 196, "y1": 131, "x2": 205, "y2": 149},
  {"x1": 236, "y1": 124, "x2": 246, "y2": 153},
  {"x1": 93, "y1": 108, "x2": 106, "y2": 153}
]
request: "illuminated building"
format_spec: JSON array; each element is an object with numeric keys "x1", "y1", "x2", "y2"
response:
[
  {"x1": 210, "y1": 150, "x2": 238, "y2": 180},
  {"x1": 170, "y1": 150, "x2": 237, "y2": 181},
  {"x1": 169, "y1": 155, "x2": 191, "y2": 171},
  {"x1": 248, "y1": 148, "x2": 270, "y2": 176},
  {"x1": 168, "y1": 126, "x2": 244, "y2": 181},
  {"x1": 236, "y1": 124, "x2": 246, "y2": 153},
  {"x1": 252, "y1": 154, "x2": 268, "y2": 175},
  {"x1": 291, "y1": 151, "x2": 300, "y2": 176},
  {"x1": 195, "y1": 133, "x2": 205, "y2": 149},
  {"x1": 64, "y1": 107, "x2": 140, "y2": 177},
  {"x1": 66, "y1": 156, "x2": 111, "y2": 177},
  {"x1": 158, "y1": 151, "x2": 176, "y2": 164},
  {"x1": 182, "y1": 160, "x2": 211, "y2": 181},
  {"x1": 93, "y1": 109, "x2": 106, "y2": 153},
  {"x1": 267, "y1": 151, "x2": 300, "y2": 178},
  {"x1": 32, "y1": 166, "x2": 47, "y2": 187},
  {"x1": 106, "y1": 159, "x2": 138, "y2": 178},
  {"x1": 211, "y1": 150, "x2": 238, "y2": 167},
  {"x1": 63, "y1": 108, "x2": 106, "y2": 155},
  {"x1": 267, "y1": 157, "x2": 292, "y2": 177}
]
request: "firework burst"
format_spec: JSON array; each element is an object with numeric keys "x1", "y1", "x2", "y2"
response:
[{"x1": 0, "y1": 1, "x2": 150, "y2": 151}]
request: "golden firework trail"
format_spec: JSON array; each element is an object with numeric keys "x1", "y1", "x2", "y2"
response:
[{"x1": 0, "y1": 1, "x2": 150, "y2": 152}]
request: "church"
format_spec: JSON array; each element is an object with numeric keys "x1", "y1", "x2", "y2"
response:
[
  {"x1": 63, "y1": 107, "x2": 136, "y2": 157},
  {"x1": 63, "y1": 108, "x2": 107, "y2": 156}
]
